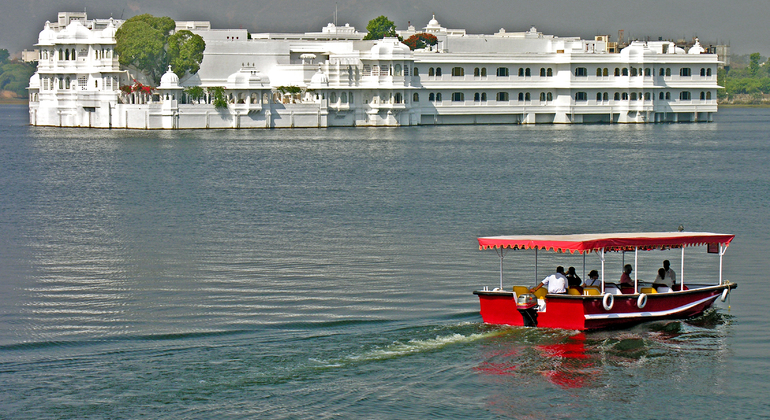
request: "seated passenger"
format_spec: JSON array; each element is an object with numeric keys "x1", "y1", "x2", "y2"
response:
[
  {"x1": 530, "y1": 266, "x2": 568, "y2": 295},
  {"x1": 653, "y1": 267, "x2": 672, "y2": 289},
  {"x1": 584, "y1": 270, "x2": 601, "y2": 287},
  {"x1": 619, "y1": 264, "x2": 635, "y2": 293},
  {"x1": 566, "y1": 266, "x2": 582, "y2": 288}
]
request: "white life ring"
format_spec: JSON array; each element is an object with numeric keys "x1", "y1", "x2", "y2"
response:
[
  {"x1": 721, "y1": 288, "x2": 730, "y2": 302},
  {"x1": 637, "y1": 293, "x2": 648, "y2": 309},
  {"x1": 602, "y1": 293, "x2": 614, "y2": 311}
]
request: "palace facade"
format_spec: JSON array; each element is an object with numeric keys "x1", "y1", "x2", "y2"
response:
[{"x1": 28, "y1": 12, "x2": 719, "y2": 128}]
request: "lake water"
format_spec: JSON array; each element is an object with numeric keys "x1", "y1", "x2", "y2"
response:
[{"x1": 1, "y1": 105, "x2": 768, "y2": 418}]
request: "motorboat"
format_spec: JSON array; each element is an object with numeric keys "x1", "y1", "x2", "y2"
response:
[{"x1": 473, "y1": 232, "x2": 737, "y2": 330}]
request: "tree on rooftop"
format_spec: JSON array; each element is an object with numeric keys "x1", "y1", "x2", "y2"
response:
[
  {"x1": 404, "y1": 33, "x2": 438, "y2": 50},
  {"x1": 115, "y1": 14, "x2": 206, "y2": 86},
  {"x1": 363, "y1": 16, "x2": 397, "y2": 40}
]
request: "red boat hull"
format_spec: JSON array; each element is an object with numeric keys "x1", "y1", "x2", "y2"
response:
[{"x1": 474, "y1": 283, "x2": 736, "y2": 330}]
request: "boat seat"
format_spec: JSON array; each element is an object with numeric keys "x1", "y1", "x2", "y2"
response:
[
  {"x1": 513, "y1": 286, "x2": 531, "y2": 297},
  {"x1": 567, "y1": 287, "x2": 582, "y2": 296},
  {"x1": 640, "y1": 287, "x2": 657, "y2": 294},
  {"x1": 604, "y1": 286, "x2": 622, "y2": 295},
  {"x1": 533, "y1": 288, "x2": 548, "y2": 299},
  {"x1": 583, "y1": 287, "x2": 601, "y2": 295},
  {"x1": 657, "y1": 286, "x2": 672, "y2": 293}
]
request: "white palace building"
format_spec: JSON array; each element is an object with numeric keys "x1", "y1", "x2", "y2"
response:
[{"x1": 28, "y1": 12, "x2": 719, "y2": 128}]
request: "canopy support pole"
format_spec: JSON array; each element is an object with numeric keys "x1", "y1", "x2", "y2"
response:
[
  {"x1": 634, "y1": 247, "x2": 638, "y2": 293},
  {"x1": 719, "y1": 243, "x2": 726, "y2": 285},
  {"x1": 582, "y1": 252, "x2": 586, "y2": 281},
  {"x1": 535, "y1": 248, "x2": 538, "y2": 285},
  {"x1": 601, "y1": 248, "x2": 606, "y2": 294},
  {"x1": 681, "y1": 246, "x2": 685, "y2": 290},
  {"x1": 496, "y1": 247, "x2": 509, "y2": 290}
]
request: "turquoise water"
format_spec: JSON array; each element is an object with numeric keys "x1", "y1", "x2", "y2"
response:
[{"x1": 1, "y1": 105, "x2": 768, "y2": 418}]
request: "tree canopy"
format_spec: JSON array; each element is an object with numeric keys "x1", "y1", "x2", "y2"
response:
[
  {"x1": 115, "y1": 14, "x2": 205, "y2": 86},
  {"x1": 0, "y1": 60, "x2": 36, "y2": 97},
  {"x1": 363, "y1": 16, "x2": 397, "y2": 40},
  {"x1": 0, "y1": 49, "x2": 10, "y2": 64},
  {"x1": 404, "y1": 33, "x2": 438, "y2": 50}
]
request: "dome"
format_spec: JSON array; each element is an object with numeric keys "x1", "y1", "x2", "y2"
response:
[
  {"x1": 688, "y1": 38, "x2": 705, "y2": 54},
  {"x1": 101, "y1": 18, "x2": 118, "y2": 39},
  {"x1": 28, "y1": 72, "x2": 40, "y2": 89},
  {"x1": 59, "y1": 20, "x2": 92, "y2": 41},
  {"x1": 620, "y1": 41, "x2": 654, "y2": 59},
  {"x1": 370, "y1": 37, "x2": 412, "y2": 59},
  {"x1": 159, "y1": 66, "x2": 181, "y2": 89},
  {"x1": 226, "y1": 67, "x2": 266, "y2": 88},
  {"x1": 427, "y1": 14, "x2": 440, "y2": 28},
  {"x1": 310, "y1": 69, "x2": 329, "y2": 87},
  {"x1": 37, "y1": 21, "x2": 56, "y2": 46}
]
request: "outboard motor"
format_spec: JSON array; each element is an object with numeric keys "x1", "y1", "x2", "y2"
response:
[{"x1": 516, "y1": 293, "x2": 538, "y2": 327}]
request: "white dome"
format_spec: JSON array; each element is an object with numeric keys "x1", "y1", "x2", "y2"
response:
[
  {"x1": 226, "y1": 67, "x2": 266, "y2": 88},
  {"x1": 101, "y1": 19, "x2": 118, "y2": 39},
  {"x1": 620, "y1": 41, "x2": 653, "y2": 59},
  {"x1": 159, "y1": 66, "x2": 181, "y2": 89},
  {"x1": 370, "y1": 37, "x2": 412, "y2": 59},
  {"x1": 28, "y1": 72, "x2": 40, "y2": 89},
  {"x1": 310, "y1": 69, "x2": 329, "y2": 87},
  {"x1": 37, "y1": 21, "x2": 56, "y2": 46},
  {"x1": 688, "y1": 38, "x2": 705, "y2": 54},
  {"x1": 427, "y1": 14, "x2": 440, "y2": 28},
  {"x1": 59, "y1": 20, "x2": 92, "y2": 41}
]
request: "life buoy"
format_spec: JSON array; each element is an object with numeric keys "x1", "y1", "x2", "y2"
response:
[
  {"x1": 637, "y1": 293, "x2": 648, "y2": 309},
  {"x1": 721, "y1": 288, "x2": 730, "y2": 302},
  {"x1": 602, "y1": 293, "x2": 614, "y2": 311}
]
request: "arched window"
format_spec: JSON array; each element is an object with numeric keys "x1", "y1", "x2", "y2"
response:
[
  {"x1": 497, "y1": 67, "x2": 509, "y2": 77},
  {"x1": 596, "y1": 92, "x2": 602, "y2": 101},
  {"x1": 518, "y1": 92, "x2": 524, "y2": 101},
  {"x1": 547, "y1": 92, "x2": 553, "y2": 101},
  {"x1": 451, "y1": 92, "x2": 464, "y2": 102},
  {"x1": 474, "y1": 92, "x2": 480, "y2": 101},
  {"x1": 341, "y1": 92, "x2": 348, "y2": 103},
  {"x1": 436, "y1": 92, "x2": 442, "y2": 101},
  {"x1": 630, "y1": 92, "x2": 637, "y2": 100},
  {"x1": 614, "y1": 92, "x2": 620, "y2": 101},
  {"x1": 596, "y1": 68, "x2": 602, "y2": 77},
  {"x1": 614, "y1": 68, "x2": 620, "y2": 77},
  {"x1": 603, "y1": 68, "x2": 608, "y2": 76},
  {"x1": 630, "y1": 68, "x2": 637, "y2": 77},
  {"x1": 575, "y1": 92, "x2": 588, "y2": 101},
  {"x1": 666, "y1": 68, "x2": 671, "y2": 77},
  {"x1": 541, "y1": 68, "x2": 547, "y2": 77},
  {"x1": 622, "y1": 92, "x2": 629, "y2": 100},
  {"x1": 394, "y1": 64, "x2": 402, "y2": 76},
  {"x1": 413, "y1": 67, "x2": 419, "y2": 76},
  {"x1": 413, "y1": 93, "x2": 419, "y2": 102},
  {"x1": 518, "y1": 68, "x2": 524, "y2": 77},
  {"x1": 451, "y1": 67, "x2": 464, "y2": 77},
  {"x1": 429, "y1": 93, "x2": 435, "y2": 101},
  {"x1": 541, "y1": 92, "x2": 547, "y2": 101},
  {"x1": 330, "y1": 92, "x2": 337, "y2": 103},
  {"x1": 481, "y1": 92, "x2": 487, "y2": 101},
  {"x1": 525, "y1": 68, "x2": 531, "y2": 77},
  {"x1": 700, "y1": 91, "x2": 705, "y2": 100},
  {"x1": 71, "y1": 49, "x2": 76, "y2": 60},
  {"x1": 706, "y1": 91, "x2": 712, "y2": 100},
  {"x1": 644, "y1": 92, "x2": 650, "y2": 100},
  {"x1": 58, "y1": 49, "x2": 63, "y2": 60},
  {"x1": 645, "y1": 68, "x2": 651, "y2": 76},
  {"x1": 622, "y1": 68, "x2": 629, "y2": 76},
  {"x1": 395, "y1": 93, "x2": 403, "y2": 103},
  {"x1": 659, "y1": 92, "x2": 665, "y2": 100},
  {"x1": 436, "y1": 67, "x2": 442, "y2": 76},
  {"x1": 602, "y1": 92, "x2": 607, "y2": 101},
  {"x1": 680, "y1": 91, "x2": 691, "y2": 100},
  {"x1": 700, "y1": 68, "x2": 706, "y2": 77},
  {"x1": 429, "y1": 67, "x2": 435, "y2": 76},
  {"x1": 666, "y1": 92, "x2": 671, "y2": 100},
  {"x1": 497, "y1": 92, "x2": 509, "y2": 101},
  {"x1": 525, "y1": 92, "x2": 531, "y2": 101},
  {"x1": 474, "y1": 67, "x2": 480, "y2": 77},
  {"x1": 660, "y1": 68, "x2": 665, "y2": 76},
  {"x1": 481, "y1": 68, "x2": 487, "y2": 76},
  {"x1": 707, "y1": 68, "x2": 712, "y2": 76},
  {"x1": 65, "y1": 49, "x2": 70, "y2": 60}
]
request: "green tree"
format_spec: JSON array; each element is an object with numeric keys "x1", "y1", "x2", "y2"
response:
[
  {"x1": 363, "y1": 16, "x2": 397, "y2": 40},
  {"x1": 0, "y1": 60, "x2": 36, "y2": 96},
  {"x1": 749, "y1": 52, "x2": 761, "y2": 77},
  {"x1": 115, "y1": 14, "x2": 206, "y2": 85},
  {"x1": 0, "y1": 49, "x2": 10, "y2": 64}
]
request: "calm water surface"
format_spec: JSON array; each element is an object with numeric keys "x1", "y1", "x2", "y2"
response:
[{"x1": 1, "y1": 105, "x2": 768, "y2": 418}]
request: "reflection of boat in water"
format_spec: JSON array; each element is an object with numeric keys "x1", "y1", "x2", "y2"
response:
[{"x1": 473, "y1": 232, "x2": 737, "y2": 330}]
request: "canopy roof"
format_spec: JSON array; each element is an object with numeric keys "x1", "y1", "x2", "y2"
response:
[{"x1": 478, "y1": 232, "x2": 734, "y2": 254}]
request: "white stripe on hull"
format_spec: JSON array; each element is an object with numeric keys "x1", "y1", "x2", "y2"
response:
[{"x1": 584, "y1": 295, "x2": 717, "y2": 320}]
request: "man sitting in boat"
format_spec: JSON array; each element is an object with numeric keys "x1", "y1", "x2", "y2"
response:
[
  {"x1": 663, "y1": 259, "x2": 677, "y2": 284},
  {"x1": 530, "y1": 266, "x2": 568, "y2": 294},
  {"x1": 653, "y1": 267, "x2": 673, "y2": 292}
]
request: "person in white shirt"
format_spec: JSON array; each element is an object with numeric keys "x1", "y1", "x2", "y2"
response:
[
  {"x1": 663, "y1": 260, "x2": 676, "y2": 285},
  {"x1": 530, "y1": 266, "x2": 568, "y2": 294},
  {"x1": 584, "y1": 270, "x2": 601, "y2": 287}
]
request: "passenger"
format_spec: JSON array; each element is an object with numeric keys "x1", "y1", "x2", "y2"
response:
[
  {"x1": 565, "y1": 267, "x2": 582, "y2": 288},
  {"x1": 619, "y1": 264, "x2": 635, "y2": 293},
  {"x1": 530, "y1": 266, "x2": 568, "y2": 295},
  {"x1": 584, "y1": 270, "x2": 600, "y2": 287},
  {"x1": 653, "y1": 267, "x2": 672, "y2": 287},
  {"x1": 663, "y1": 260, "x2": 677, "y2": 285}
]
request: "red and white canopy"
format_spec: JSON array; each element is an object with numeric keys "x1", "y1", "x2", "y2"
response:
[{"x1": 478, "y1": 232, "x2": 734, "y2": 254}]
